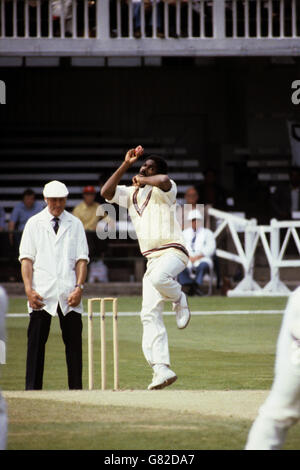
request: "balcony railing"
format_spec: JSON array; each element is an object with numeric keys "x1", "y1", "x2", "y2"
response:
[{"x1": 0, "y1": 0, "x2": 299, "y2": 56}]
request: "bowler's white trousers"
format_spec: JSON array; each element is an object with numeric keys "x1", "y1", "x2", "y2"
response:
[
  {"x1": 140, "y1": 251, "x2": 187, "y2": 367},
  {"x1": 245, "y1": 287, "x2": 300, "y2": 450}
]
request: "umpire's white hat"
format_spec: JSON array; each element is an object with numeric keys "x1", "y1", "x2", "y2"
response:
[
  {"x1": 188, "y1": 209, "x2": 202, "y2": 221},
  {"x1": 43, "y1": 180, "x2": 69, "y2": 198}
]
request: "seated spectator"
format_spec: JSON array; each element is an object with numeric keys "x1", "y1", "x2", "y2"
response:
[
  {"x1": 0, "y1": 208, "x2": 6, "y2": 232},
  {"x1": 72, "y1": 186, "x2": 102, "y2": 258},
  {"x1": 270, "y1": 167, "x2": 300, "y2": 220},
  {"x1": 8, "y1": 189, "x2": 44, "y2": 248},
  {"x1": 163, "y1": 0, "x2": 206, "y2": 37},
  {"x1": 0, "y1": 208, "x2": 7, "y2": 260},
  {"x1": 131, "y1": 0, "x2": 164, "y2": 38},
  {"x1": 196, "y1": 168, "x2": 227, "y2": 210},
  {"x1": 7, "y1": 189, "x2": 44, "y2": 281},
  {"x1": 51, "y1": 0, "x2": 73, "y2": 37},
  {"x1": 176, "y1": 185, "x2": 202, "y2": 230},
  {"x1": 88, "y1": 259, "x2": 109, "y2": 283},
  {"x1": 178, "y1": 209, "x2": 216, "y2": 296},
  {"x1": 72, "y1": 186, "x2": 101, "y2": 231}
]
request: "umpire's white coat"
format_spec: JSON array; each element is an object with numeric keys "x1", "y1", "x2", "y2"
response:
[{"x1": 19, "y1": 207, "x2": 89, "y2": 316}]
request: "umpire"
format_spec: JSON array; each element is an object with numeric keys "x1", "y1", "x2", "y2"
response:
[{"x1": 19, "y1": 180, "x2": 89, "y2": 390}]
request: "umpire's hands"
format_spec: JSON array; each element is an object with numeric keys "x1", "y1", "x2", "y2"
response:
[
  {"x1": 27, "y1": 289, "x2": 45, "y2": 310},
  {"x1": 68, "y1": 287, "x2": 82, "y2": 308}
]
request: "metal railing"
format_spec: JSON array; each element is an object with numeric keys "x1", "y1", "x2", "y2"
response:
[
  {"x1": 226, "y1": 0, "x2": 299, "y2": 39},
  {"x1": 0, "y1": 0, "x2": 299, "y2": 56},
  {"x1": 0, "y1": 0, "x2": 213, "y2": 39},
  {"x1": 0, "y1": 0, "x2": 99, "y2": 38},
  {"x1": 209, "y1": 207, "x2": 300, "y2": 296},
  {"x1": 110, "y1": 0, "x2": 214, "y2": 39}
]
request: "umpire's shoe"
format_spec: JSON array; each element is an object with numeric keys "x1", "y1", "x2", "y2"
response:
[{"x1": 172, "y1": 292, "x2": 191, "y2": 329}]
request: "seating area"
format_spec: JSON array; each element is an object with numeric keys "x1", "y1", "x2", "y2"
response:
[
  {"x1": 0, "y1": 127, "x2": 202, "y2": 213},
  {"x1": 0, "y1": 126, "x2": 295, "y2": 287},
  {"x1": 0, "y1": 127, "x2": 203, "y2": 283}
]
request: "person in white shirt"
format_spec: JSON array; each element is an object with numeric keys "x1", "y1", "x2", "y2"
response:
[
  {"x1": 176, "y1": 185, "x2": 201, "y2": 230},
  {"x1": 178, "y1": 209, "x2": 216, "y2": 296},
  {"x1": 101, "y1": 145, "x2": 191, "y2": 391},
  {"x1": 245, "y1": 287, "x2": 300, "y2": 450},
  {"x1": 0, "y1": 286, "x2": 7, "y2": 450},
  {"x1": 19, "y1": 180, "x2": 89, "y2": 390}
]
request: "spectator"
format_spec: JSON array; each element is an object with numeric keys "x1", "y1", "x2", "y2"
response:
[
  {"x1": 88, "y1": 259, "x2": 109, "y2": 283},
  {"x1": 131, "y1": 0, "x2": 164, "y2": 38},
  {"x1": 72, "y1": 186, "x2": 100, "y2": 232},
  {"x1": 72, "y1": 185, "x2": 105, "y2": 259},
  {"x1": 164, "y1": 0, "x2": 204, "y2": 38},
  {"x1": 51, "y1": 0, "x2": 72, "y2": 37},
  {"x1": 0, "y1": 208, "x2": 7, "y2": 261},
  {"x1": 8, "y1": 189, "x2": 44, "y2": 249},
  {"x1": 19, "y1": 180, "x2": 89, "y2": 390},
  {"x1": 270, "y1": 167, "x2": 300, "y2": 220},
  {"x1": 176, "y1": 185, "x2": 202, "y2": 230},
  {"x1": 0, "y1": 208, "x2": 6, "y2": 232},
  {"x1": 196, "y1": 168, "x2": 227, "y2": 210},
  {"x1": 178, "y1": 209, "x2": 216, "y2": 296}
]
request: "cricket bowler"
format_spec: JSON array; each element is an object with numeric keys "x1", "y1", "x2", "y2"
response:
[{"x1": 101, "y1": 145, "x2": 191, "y2": 390}]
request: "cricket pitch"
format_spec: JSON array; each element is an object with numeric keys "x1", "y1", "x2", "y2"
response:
[{"x1": 3, "y1": 389, "x2": 268, "y2": 420}]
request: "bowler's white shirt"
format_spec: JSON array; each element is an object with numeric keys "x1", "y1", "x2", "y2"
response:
[
  {"x1": 19, "y1": 207, "x2": 89, "y2": 316},
  {"x1": 106, "y1": 180, "x2": 188, "y2": 263},
  {"x1": 183, "y1": 226, "x2": 216, "y2": 270}
]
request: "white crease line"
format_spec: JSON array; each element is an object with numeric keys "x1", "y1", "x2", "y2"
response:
[{"x1": 6, "y1": 310, "x2": 284, "y2": 318}]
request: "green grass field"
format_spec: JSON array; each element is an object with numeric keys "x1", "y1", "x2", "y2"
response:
[{"x1": 3, "y1": 295, "x2": 300, "y2": 450}]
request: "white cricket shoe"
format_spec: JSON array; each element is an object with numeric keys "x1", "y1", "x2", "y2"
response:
[
  {"x1": 172, "y1": 292, "x2": 191, "y2": 329},
  {"x1": 147, "y1": 366, "x2": 177, "y2": 391}
]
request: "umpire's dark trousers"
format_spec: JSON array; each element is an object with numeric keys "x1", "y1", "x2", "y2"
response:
[{"x1": 25, "y1": 304, "x2": 83, "y2": 390}]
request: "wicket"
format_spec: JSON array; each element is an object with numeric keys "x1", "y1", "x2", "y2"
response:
[{"x1": 87, "y1": 297, "x2": 119, "y2": 391}]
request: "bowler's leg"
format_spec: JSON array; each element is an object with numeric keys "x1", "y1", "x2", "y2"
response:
[
  {"x1": 147, "y1": 253, "x2": 187, "y2": 303},
  {"x1": 146, "y1": 253, "x2": 190, "y2": 329},
  {"x1": 141, "y1": 270, "x2": 170, "y2": 367},
  {"x1": 141, "y1": 271, "x2": 178, "y2": 389}
]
